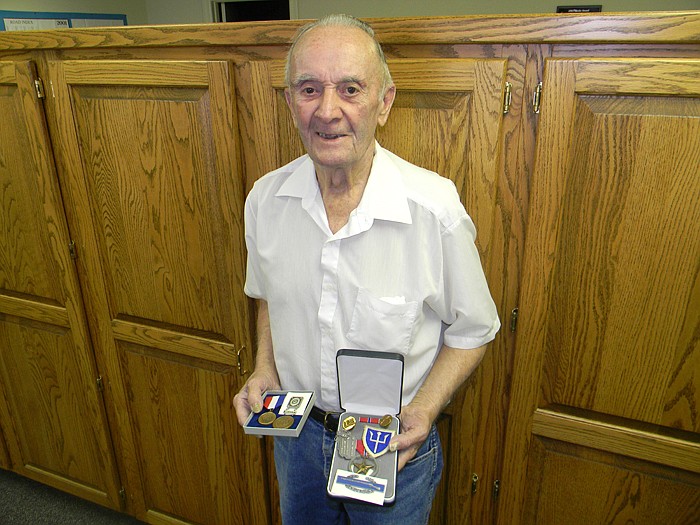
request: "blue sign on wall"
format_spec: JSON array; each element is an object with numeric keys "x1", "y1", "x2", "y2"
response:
[{"x1": 0, "y1": 10, "x2": 127, "y2": 31}]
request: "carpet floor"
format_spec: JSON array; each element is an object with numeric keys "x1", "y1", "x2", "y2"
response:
[{"x1": 0, "y1": 468, "x2": 144, "y2": 524}]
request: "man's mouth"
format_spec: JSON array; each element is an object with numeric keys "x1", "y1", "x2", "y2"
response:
[{"x1": 317, "y1": 132, "x2": 344, "y2": 140}]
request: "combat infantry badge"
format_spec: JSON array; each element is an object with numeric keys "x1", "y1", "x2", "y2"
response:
[{"x1": 362, "y1": 426, "x2": 395, "y2": 458}]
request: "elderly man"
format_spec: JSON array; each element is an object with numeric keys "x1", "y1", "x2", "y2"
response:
[{"x1": 233, "y1": 13, "x2": 500, "y2": 525}]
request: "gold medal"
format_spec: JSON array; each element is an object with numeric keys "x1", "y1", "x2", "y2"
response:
[
  {"x1": 342, "y1": 415, "x2": 356, "y2": 431},
  {"x1": 379, "y1": 414, "x2": 392, "y2": 428},
  {"x1": 273, "y1": 415, "x2": 295, "y2": 429},
  {"x1": 258, "y1": 411, "x2": 276, "y2": 426}
]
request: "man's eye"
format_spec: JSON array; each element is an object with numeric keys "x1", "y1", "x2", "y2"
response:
[
  {"x1": 303, "y1": 87, "x2": 316, "y2": 95},
  {"x1": 345, "y1": 86, "x2": 359, "y2": 95}
]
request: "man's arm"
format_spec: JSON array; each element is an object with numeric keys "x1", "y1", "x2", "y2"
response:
[
  {"x1": 233, "y1": 299, "x2": 281, "y2": 425},
  {"x1": 390, "y1": 343, "x2": 487, "y2": 470}
]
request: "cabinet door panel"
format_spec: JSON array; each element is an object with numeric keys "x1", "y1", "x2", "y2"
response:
[
  {"x1": 500, "y1": 58, "x2": 700, "y2": 525},
  {"x1": 0, "y1": 61, "x2": 121, "y2": 507},
  {"x1": 237, "y1": 57, "x2": 508, "y2": 525},
  {"x1": 50, "y1": 60, "x2": 265, "y2": 525}
]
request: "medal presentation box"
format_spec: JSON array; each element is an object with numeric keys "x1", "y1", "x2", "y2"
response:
[
  {"x1": 243, "y1": 390, "x2": 315, "y2": 437},
  {"x1": 327, "y1": 349, "x2": 404, "y2": 506}
]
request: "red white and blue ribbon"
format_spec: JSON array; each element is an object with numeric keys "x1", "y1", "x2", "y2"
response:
[{"x1": 263, "y1": 395, "x2": 280, "y2": 410}]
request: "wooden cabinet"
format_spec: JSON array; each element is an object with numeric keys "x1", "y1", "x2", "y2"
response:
[
  {"x1": 499, "y1": 56, "x2": 700, "y2": 525},
  {"x1": 0, "y1": 12, "x2": 697, "y2": 525},
  {"x1": 0, "y1": 60, "x2": 122, "y2": 507},
  {"x1": 0, "y1": 428, "x2": 9, "y2": 469},
  {"x1": 44, "y1": 58, "x2": 267, "y2": 524}
]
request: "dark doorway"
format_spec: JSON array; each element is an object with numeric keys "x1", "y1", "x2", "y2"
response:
[{"x1": 219, "y1": 1, "x2": 290, "y2": 22}]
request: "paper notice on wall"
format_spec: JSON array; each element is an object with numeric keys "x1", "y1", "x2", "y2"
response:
[
  {"x1": 1, "y1": 11, "x2": 127, "y2": 31},
  {"x1": 4, "y1": 18, "x2": 69, "y2": 31}
]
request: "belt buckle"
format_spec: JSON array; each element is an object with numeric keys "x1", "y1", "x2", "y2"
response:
[{"x1": 323, "y1": 412, "x2": 338, "y2": 432}]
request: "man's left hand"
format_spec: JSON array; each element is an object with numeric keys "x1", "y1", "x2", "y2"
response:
[{"x1": 389, "y1": 401, "x2": 434, "y2": 471}]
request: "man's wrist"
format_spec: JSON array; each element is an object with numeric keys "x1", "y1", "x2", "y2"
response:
[{"x1": 407, "y1": 393, "x2": 442, "y2": 425}]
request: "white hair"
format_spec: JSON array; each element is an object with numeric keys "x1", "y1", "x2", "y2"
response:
[{"x1": 285, "y1": 14, "x2": 393, "y2": 98}]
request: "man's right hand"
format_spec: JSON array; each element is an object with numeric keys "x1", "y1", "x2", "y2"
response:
[{"x1": 233, "y1": 367, "x2": 281, "y2": 426}]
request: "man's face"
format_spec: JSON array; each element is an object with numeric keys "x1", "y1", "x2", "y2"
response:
[{"x1": 285, "y1": 26, "x2": 395, "y2": 174}]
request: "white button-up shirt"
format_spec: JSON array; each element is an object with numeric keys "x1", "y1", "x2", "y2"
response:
[{"x1": 244, "y1": 144, "x2": 500, "y2": 411}]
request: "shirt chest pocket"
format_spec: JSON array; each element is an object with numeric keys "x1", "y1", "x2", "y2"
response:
[{"x1": 346, "y1": 288, "x2": 420, "y2": 354}]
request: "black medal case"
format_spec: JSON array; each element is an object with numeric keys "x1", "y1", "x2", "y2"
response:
[{"x1": 327, "y1": 349, "x2": 404, "y2": 505}]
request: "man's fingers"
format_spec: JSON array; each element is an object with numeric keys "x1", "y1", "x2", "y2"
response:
[
  {"x1": 396, "y1": 443, "x2": 420, "y2": 471},
  {"x1": 247, "y1": 380, "x2": 266, "y2": 413},
  {"x1": 389, "y1": 428, "x2": 418, "y2": 453},
  {"x1": 232, "y1": 376, "x2": 269, "y2": 426}
]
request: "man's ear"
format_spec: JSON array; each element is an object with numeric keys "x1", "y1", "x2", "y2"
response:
[{"x1": 377, "y1": 84, "x2": 396, "y2": 127}]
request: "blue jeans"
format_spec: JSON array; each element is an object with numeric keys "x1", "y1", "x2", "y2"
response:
[{"x1": 273, "y1": 416, "x2": 443, "y2": 525}]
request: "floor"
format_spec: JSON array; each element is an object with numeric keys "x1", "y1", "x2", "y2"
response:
[{"x1": 0, "y1": 468, "x2": 144, "y2": 524}]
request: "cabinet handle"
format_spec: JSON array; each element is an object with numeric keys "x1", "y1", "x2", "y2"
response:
[{"x1": 236, "y1": 346, "x2": 249, "y2": 376}]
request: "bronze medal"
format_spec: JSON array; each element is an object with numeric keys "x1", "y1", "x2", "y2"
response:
[
  {"x1": 379, "y1": 414, "x2": 392, "y2": 428},
  {"x1": 273, "y1": 415, "x2": 295, "y2": 429},
  {"x1": 258, "y1": 411, "x2": 276, "y2": 426},
  {"x1": 350, "y1": 455, "x2": 377, "y2": 477}
]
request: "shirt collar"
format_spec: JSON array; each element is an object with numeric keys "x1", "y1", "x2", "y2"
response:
[
  {"x1": 275, "y1": 143, "x2": 412, "y2": 225},
  {"x1": 275, "y1": 155, "x2": 318, "y2": 210},
  {"x1": 357, "y1": 144, "x2": 412, "y2": 224}
]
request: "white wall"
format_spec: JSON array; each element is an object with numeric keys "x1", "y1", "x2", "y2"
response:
[
  {"x1": 145, "y1": 0, "x2": 700, "y2": 25},
  {"x1": 296, "y1": 0, "x2": 700, "y2": 18},
  {"x1": 0, "y1": 0, "x2": 148, "y2": 25},
  {"x1": 145, "y1": 0, "x2": 213, "y2": 25},
  {"x1": 2, "y1": 0, "x2": 697, "y2": 27}
]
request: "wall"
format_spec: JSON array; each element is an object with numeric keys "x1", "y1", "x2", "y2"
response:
[
  {"x1": 145, "y1": 0, "x2": 700, "y2": 25},
  {"x1": 0, "y1": 0, "x2": 148, "y2": 25},
  {"x1": 144, "y1": 0, "x2": 700, "y2": 25},
  {"x1": 145, "y1": 0, "x2": 213, "y2": 25},
  {"x1": 2, "y1": 0, "x2": 696, "y2": 27},
  {"x1": 296, "y1": 0, "x2": 700, "y2": 18}
]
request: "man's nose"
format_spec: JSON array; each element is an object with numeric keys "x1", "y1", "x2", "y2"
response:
[{"x1": 315, "y1": 89, "x2": 341, "y2": 120}]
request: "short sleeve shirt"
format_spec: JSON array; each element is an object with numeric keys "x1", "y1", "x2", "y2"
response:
[{"x1": 244, "y1": 143, "x2": 500, "y2": 411}]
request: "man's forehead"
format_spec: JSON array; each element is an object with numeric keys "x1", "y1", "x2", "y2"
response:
[
  {"x1": 289, "y1": 26, "x2": 380, "y2": 82},
  {"x1": 292, "y1": 25, "x2": 376, "y2": 62}
]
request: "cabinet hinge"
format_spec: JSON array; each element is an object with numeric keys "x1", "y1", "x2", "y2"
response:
[
  {"x1": 510, "y1": 308, "x2": 519, "y2": 333},
  {"x1": 97, "y1": 376, "x2": 104, "y2": 393},
  {"x1": 34, "y1": 78, "x2": 46, "y2": 99},
  {"x1": 502, "y1": 82, "x2": 512, "y2": 114},
  {"x1": 471, "y1": 473, "x2": 479, "y2": 494},
  {"x1": 119, "y1": 487, "x2": 127, "y2": 505},
  {"x1": 493, "y1": 479, "x2": 500, "y2": 500},
  {"x1": 68, "y1": 240, "x2": 77, "y2": 260},
  {"x1": 532, "y1": 82, "x2": 543, "y2": 114}
]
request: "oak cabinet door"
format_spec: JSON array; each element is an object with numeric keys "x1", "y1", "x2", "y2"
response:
[
  {"x1": 0, "y1": 429, "x2": 9, "y2": 469},
  {"x1": 237, "y1": 56, "x2": 509, "y2": 525},
  {"x1": 48, "y1": 59, "x2": 266, "y2": 524},
  {"x1": 500, "y1": 58, "x2": 700, "y2": 525},
  {"x1": 0, "y1": 61, "x2": 122, "y2": 507}
]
